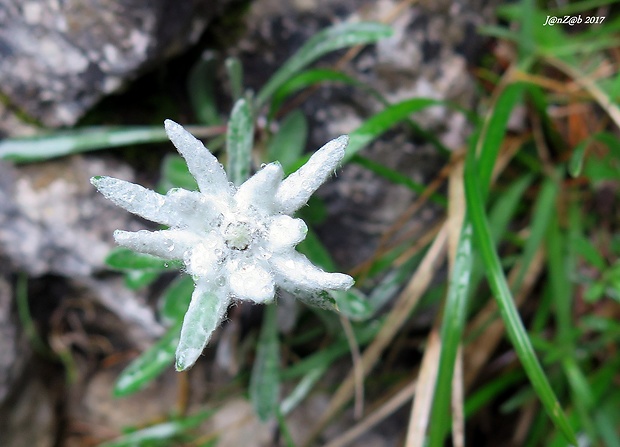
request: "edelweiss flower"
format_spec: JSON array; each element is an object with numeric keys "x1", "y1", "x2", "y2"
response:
[{"x1": 92, "y1": 120, "x2": 354, "y2": 370}]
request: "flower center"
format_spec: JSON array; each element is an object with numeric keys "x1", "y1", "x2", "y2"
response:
[{"x1": 223, "y1": 221, "x2": 252, "y2": 250}]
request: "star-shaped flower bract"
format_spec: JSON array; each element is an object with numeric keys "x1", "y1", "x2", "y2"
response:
[{"x1": 92, "y1": 120, "x2": 354, "y2": 370}]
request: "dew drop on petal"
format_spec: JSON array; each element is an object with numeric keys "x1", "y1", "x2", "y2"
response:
[
  {"x1": 216, "y1": 276, "x2": 226, "y2": 286},
  {"x1": 164, "y1": 239, "x2": 175, "y2": 252},
  {"x1": 260, "y1": 163, "x2": 267, "y2": 168}
]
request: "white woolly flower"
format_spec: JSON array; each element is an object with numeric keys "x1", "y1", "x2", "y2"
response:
[{"x1": 91, "y1": 120, "x2": 354, "y2": 370}]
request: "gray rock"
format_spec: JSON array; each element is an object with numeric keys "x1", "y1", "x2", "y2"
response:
[
  {"x1": 0, "y1": 157, "x2": 162, "y2": 340},
  {"x1": 0, "y1": 0, "x2": 234, "y2": 127},
  {"x1": 0, "y1": 157, "x2": 135, "y2": 277}
]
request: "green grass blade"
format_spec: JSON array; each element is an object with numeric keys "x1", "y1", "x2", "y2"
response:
[
  {"x1": 226, "y1": 98, "x2": 254, "y2": 185},
  {"x1": 345, "y1": 98, "x2": 463, "y2": 164},
  {"x1": 99, "y1": 410, "x2": 214, "y2": 446},
  {"x1": 250, "y1": 304, "x2": 280, "y2": 421},
  {"x1": 280, "y1": 365, "x2": 327, "y2": 415},
  {"x1": 255, "y1": 22, "x2": 392, "y2": 108},
  {"x1": 114, "y1": 323, "x2": 180, "y2": 396},
  {"x1": 123, "y1": 270, "x2": 160, "y2": 290},
  {"x1": 159, "y1": 275, "x2": 194, "y2": 324},
  {"x1": 188, "y1": 51, "x2": 221, "y2": 126},
  {"x1": 159, "y1": 154, "x2": 199, "y2": 191},
  {"x1": 476, "y1": 83, "x2": 524, "y2": 199},
  {"x1": 428, "y1": 222, "x2": 474, "y2": 447},
  {"x1": 267, "y1": 109, "x2": 308, "y2": 171},
  {"x1": 512, "y1": 177, "x2": 557, "y2": 290},
  {"x1": 270, "y1": 68, "x2": 386, "y2": 117},
  {"x1": 225, "y1": 56, "x2": 244, "y2": 102},
  {"x1": 464, "y1": 150, "x2": 577, "y2": 445},
  {"x1": 105, "y1": 247, "x2": 182, "y2": 271},
  {"x1": 297, "y1": 226, "x2": 336, "y2": 271},
  {"x1": 0, "y1": 126, "x2": 169, "y2": 163},
  {"x1": 351, "y1": 154, "x2": 447, "y2": 206},
  {"x1": 281, "y1": 321, "x2": 379, "y2": 380}
]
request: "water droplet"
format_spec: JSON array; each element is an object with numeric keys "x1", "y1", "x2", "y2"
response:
[
  {"x1": 260, "y1": 163, "x2": 267, "y2": 168},
  {"x1": 216, "y1": 276, "x2": 226, "y2": 286},
  {"x1": 164, "y1": 239, "x2": 175, "y2": 252},
  {"x1": 164, "y1": 262, "x2": 169, "y2": 268}
]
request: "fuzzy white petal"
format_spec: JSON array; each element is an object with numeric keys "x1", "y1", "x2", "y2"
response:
[
  {"x1": 114, "y1": 229, "x2": 199, "y2": 259},
  {"x1": 184, "y1": 235, "x2": 227, "y2": 282},
  {"x1": 234, "y1": 162, "x2": 283, "y2": 214},
  {"x1": 91, "y1": 176, "x2": 166, "y2": 222},
  {"x1": 274, "y1": 135, "x2": 348, "y2": 215},
  {"x1": 175, "y1": 280, "x2": 231, "y2": 371},
  {"x1": 162, "y1": 188, "x2": 224, "y2": 231},
  {"x1": 164, "y1": 119, "x2": 232, "y2": 196},
  {"x1": 91, "y1": 176, "x2": 221, "y2": 229},
  {"x1": 227, "y1": 260, "x2": 275, "y2": 303},
  {"x1": 266, "y1": 215, "x2": 308, "y2": 251},
  {"x1": 271, "y1": 251, "x2": 354, "y2": 292}
]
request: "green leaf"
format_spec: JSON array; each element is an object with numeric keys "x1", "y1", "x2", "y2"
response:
[
  {"x1": 352, "y1": 154, "x2": 447, "y2": 206},
  {"x1": 188, "y1": 51, "x2": 221, "y2": 126},
  {"x1": 225, "y1": 56, "x2": 244, "y2": 102},
  {"x1": 255, "y1": 22, "x2": 393, "y2": 108},
  {"x1": 160, "y1": 276, "x2": 195, "y2": 324},
  {"x1": 344, "y1": 98, "x2": 457, "y2": 164},
  {"x1": 296, "y1": 227, "x2": 336, "y2": 271},
  {"x1": 160, "y1": 154, "x2": 199, "y2": 191},
  {"x1": 281, "y1": 321, "x2": 379, "y2": 380},
  {"x1": 226, "y1": 98, "x2": 254, "y2": 186},
  {"x1": 175, "y1": 284, "x2": 229, "y2": 371},
  {"x1": 250, "y1": 304, "x2": 280, "y2": 421},
  {"x1": 105, "y1": 247, "x2": 182, "y2": 271},
  {"x1": 280, "y1": 365, "x2": 327, "y2": 415},
  {"x1": 430, "y1": 222, "x2": 474, "y2": 447},
  {"x1": 123, "y1": 270, "x2": 161, "y2": 290},
  {"x1": 0, "y1": 126, "x2": 170, "y2": 163},
  {"x1": 114, "y1": 324, "x2": 180, "y2": 397},
  {"x1": 464, "y1": 138, "x2": 577, "y2": 446},
  {"x1": 267, "y1": 109, "x2": 308, "y2": 171},
  {"x1": 291, "y1": 288, "x2": 337, "y2": 311},
  {"x1": 99, "y1": 410, "x2": 214, "y2": 446},
  {"x1": 332, "y1": 288, "x2": 373, "y2": 321},
  {"x1": 476, "y1": 83, "x2": 525, "y2": 199},
  {"x1": 270, "y1": 68, "x2": 385, "y2": 117},
  {"x1": 571, "y1": 131, "x2": 620, "y2": 179},
  {"x1": 512, "y1": 176, "x2": 557, "y2": 291}
]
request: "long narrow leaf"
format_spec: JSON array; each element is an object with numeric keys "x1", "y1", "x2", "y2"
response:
[
  {"x1": 250, "y1": 304, "x2": 280, "y2": 421},
  {"x1": 267, "y1": 109, "x2": 308, "y2": 170},
  {"x1": 255, "y1": 22, "x2": 392, "y2": 108},
  {"x1": 226, "y1": 98, "x2": 254, "y2": 185},
  {"x1": 0, "y1": 126, "x2": 169, "y2": 162},
  {"x1": 464, "y1": 148, "x2": 577, "y2": 445},
  {"x1": 99, "y1": 410, "x2": 214, "y2": 447},
  {"x1": 429, "y1": 222, "x2": 474, "y2": 447},
  {"x1": 114, "y1": 324, "x2": 180, "y2": 396},
  {"x1": 345, "y1": 98, "x2": 462, "y2": 164},
  {"x1": 188, "y1": 51, "x2": 221, "y2": 126}
]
